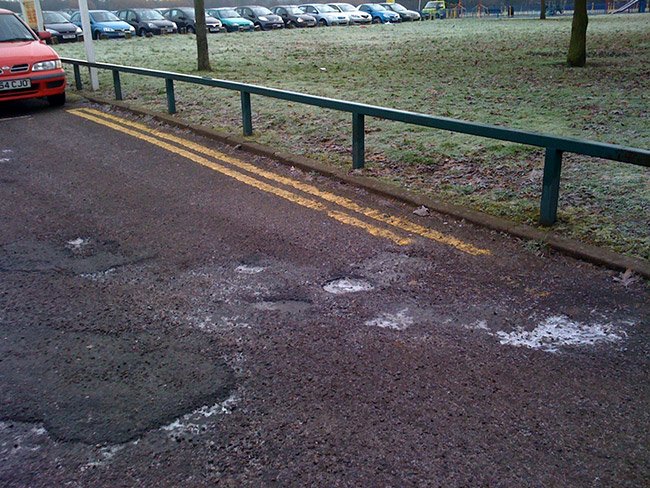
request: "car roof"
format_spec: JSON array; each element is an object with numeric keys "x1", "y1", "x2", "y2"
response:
[{"x1": 0, "y1": 8, "x2": 18, "y2": 14}]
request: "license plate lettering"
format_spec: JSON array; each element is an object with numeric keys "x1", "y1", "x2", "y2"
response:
[{"x1": 0, "y1": 79, "x2": 31, "y2": 91}]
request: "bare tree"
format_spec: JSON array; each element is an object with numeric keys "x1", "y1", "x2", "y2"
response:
[
  {"x1": 567, "y1": 0, "x2": 588, "y2": 66},
  {"x1": 194, "y1": 0, "x2": 211, "y2": 71},
  {"x1": 540, "y1": 0, "x2": 546, "y2": 19}
]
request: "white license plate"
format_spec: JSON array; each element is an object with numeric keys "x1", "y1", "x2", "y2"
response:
[
  {"x1": 0, "y1": 79, "x2": 31, "y2": 91},
  {"x1": 62, "y1": 34, "x2": 76, "y2": 39}
]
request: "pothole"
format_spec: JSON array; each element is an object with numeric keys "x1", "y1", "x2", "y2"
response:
[
  {"x1": 253, "y1": 300, "x2": 312, "y2": 313},
  {"x1": 0, "y1": 240, "x2": 153, "y2": 274},
  {"x1": 365, "y1": 309, "x2": 414, "y2": 331},
  {"x1": 323, "y1": 278, "x2": 374, "y2": 294}
]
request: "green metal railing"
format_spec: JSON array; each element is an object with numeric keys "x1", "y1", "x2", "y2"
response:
[{"x1": 62, "y1": 58, "x2": 650, "y2": 227}]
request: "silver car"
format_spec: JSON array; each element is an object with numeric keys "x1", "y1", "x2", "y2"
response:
[
  {"x1": 328, "y1": 3, "x2": 372, "y2": 24},
  {"x1": 298, "y1": 4, "x2": 349, "y2": 26}
]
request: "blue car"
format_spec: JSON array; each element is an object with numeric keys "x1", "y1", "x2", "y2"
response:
[
  {"x1": 358, "y1": 4, "x2": 401, "y2": 23},
  {"x1": 70, "y1": 10, "x2": 135, "y2": 39}
]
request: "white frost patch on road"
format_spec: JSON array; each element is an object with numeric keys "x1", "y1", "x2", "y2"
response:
[
  {"x1": 468, "y1": 315, "x2": 629, "y2": 353},
  {"x1": 366, "y1": 309, "x2": 414, "y2": 331},
  {"x1": 80, "y1": 268, "x2": 116, "y2": 281},
  {"x1": 81, "y1": 445, "x2": 126, "y2": 471},
  {"x1": 323, "y1": 278, "x2": 374, "y2": 294},
  {"x1": 65, "y1": 237, "x2": 91, "y2": 252},
  {"x1": 161, "y1": 394, "x2": 240, "y2": 437},
  {"x1": 236, "y1": 264, "x2": 265, "y2": 274},
  {"x1": 496, "y1": 316, "x2": 627, "y2": 353},
  {"x1": 0, "y1": 158, "x2": 10, "y2": 163}
]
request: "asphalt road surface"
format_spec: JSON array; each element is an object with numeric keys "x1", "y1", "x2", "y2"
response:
[{"x1": 1, "y1": 98, "x2": 648, "y2": 487}]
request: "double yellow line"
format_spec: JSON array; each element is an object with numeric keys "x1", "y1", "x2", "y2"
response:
[{"x1": 68, "y1": 107, "x2": 491, "y2": 256}]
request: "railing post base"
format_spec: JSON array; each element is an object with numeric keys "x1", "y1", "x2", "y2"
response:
[
  {"x1": 241, "y1": 91, "x2": 253, "y2": 136},
  {"x1": 165, "y1": 79, "x2": 176, "y2": 115},
  {"x1": 352, "y1": 112, "x2": 365, "y2": 169},
  {"x1": 112, "y1": 70, "x2": 122, "y2": 101},
  {"x1": 73, "y1": 64, "x2": 82, "y2": 90},
  {"x1": 539, "y1": 148, "x2": 563, "y2": 226}
]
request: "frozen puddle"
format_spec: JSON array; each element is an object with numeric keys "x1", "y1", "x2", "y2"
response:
[
  {"x1": 472, "y1": 315, "x2": 628, "y2": 353},
  {"x1": 323, "y1": 278, "x2": 374, "y2": 295},
  {"x1": 366, "y1": 309, "x2": 414, "y2": 331},
  {"x1": 65, "y1": 237, "x2": 91, "y2": 252},
  {"x1": 236, "y1": 264, "x2": 265, "y2": 274},
  {"x1": 161, "y1": 394, "x2": 239, "y2": 437}
]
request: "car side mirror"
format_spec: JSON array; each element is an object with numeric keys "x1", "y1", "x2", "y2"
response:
[{"x1": 37, "y1": 31, "x2": 52, "y2": 40}]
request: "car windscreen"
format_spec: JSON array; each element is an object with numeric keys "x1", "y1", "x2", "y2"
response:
[
  {"x1": 336, "y1": 4, "x2": 356, "y2": 11},
  {"x1": 251, "y1": 7, "x2": 273, "y2": 15},
  {"x1": 424, "y1": 1, "x2": 444, "y2": 7},
  {"x1": 285, "y1": 7, "x2": 306, "y2": 14},
  {"x1": 0, "y1": 13, "x2": 36, "y2": 41},
  {"x1": 91, "y1": 11, "x2": 120, "y2": 22},
  {"x1": 180, "y1": 8, "x2": 196, "y2": 18},
  {"x1": 390, "y1": 3, "x2": 407, "y2": 10},
  {"x1": 318, "y1": 5, "x2": 337, "y2": 12},
  {"x1": 139, "y1": 10, "x2": 165, "y2": 20},
  {"x1": 217, "y1": 9, "x2": 240, "y2": 18},
  {"x1": 43, "y1": 12, "x2": 69, "y2": 23}
]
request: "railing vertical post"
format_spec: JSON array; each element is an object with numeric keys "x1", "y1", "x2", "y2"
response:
[
  {"x1": 112, "y1": 70, "x2": 122, "y2": 101},
  {"x1": 539, "y1": 147, "x2": 564, "y2": 226},
  {"x1": 241, "y1": 91, "x2": 253, "y2": 136},
  {"x1": 165, "y1": 78, "x2": 176, "y2": 115},
  {"x1": 73, "y1": 64, "x2": 82, "y2": 90},
  {"x1": 352, "y1": 112, "x2": 365, "y2": 169}
]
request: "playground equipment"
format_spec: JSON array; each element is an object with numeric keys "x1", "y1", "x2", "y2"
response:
[{"x1": 610, "y1": 0, "x2": 645, "y2": 12}]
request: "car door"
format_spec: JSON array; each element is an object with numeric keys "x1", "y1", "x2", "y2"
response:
[{"x1": 238, "y1": 7, "x2": 254, "y2": 22}]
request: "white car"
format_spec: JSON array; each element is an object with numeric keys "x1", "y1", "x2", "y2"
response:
[
  {"x1": 298, "y1": 4, "x2": 349, "y2": 26},
  {"x1": 328, "y1": 3, "x2": 372, "y2": 24}
]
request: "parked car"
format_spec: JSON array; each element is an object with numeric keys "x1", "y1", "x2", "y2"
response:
[
  {"x1": 206, "y1": 8, "x2": 254, "y2": 32},
  {"x1": 357, "y1": 4, "x2": 401, "y2": 23},
  {"x1": 54, "y1": 10, "x2": 72, "y2": 21},
  {"x1": 235, "y1": 6, "x2": 284, "y2": 30},
  {"x1": 298, "y1": 4, "x2": 349, "y2": 26},
  {"x1": 271, "y1": 5, "x2": 317, "y2": 28},
  {"x1": 0, "y1": 9, "x2": 66, "y2": 106},
  {"x1": 327, "y1": 3, "x2": 371, "y2": 24},
  {"x1": 421, "y1": 0, "x2": 447, "y2": 18},
  {"x1": 42, "y1": 10, "x2": 82, "y2": 43},
  {"x1": 162, "y1": 8, "x2": 222, "y2": 33},
  {"x1": 116, "y1": 8, "x2": 177, "y2": 36},
  {"x1": 70, "y1": 10, "x2": 135, "y2": 39},
  {"x1": 379, "y1": 2, "x2": 421, "y2": 20}
]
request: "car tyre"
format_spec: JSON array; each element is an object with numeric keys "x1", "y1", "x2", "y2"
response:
[
  {"x1": 92, "y1": 30, "x2": 100, "y2": 40},
  {"x1": 288, "y1": 20, "x2": 296, "y2": 28},
  {"x1": 47, "y1": 93, "x2": 66, "y2": 107},
  {"x1": 137, "y1": 27, "x2": 145, "y2": 37},
  {"x1": 318, "y1": 18, "x2": 327, "y2": 26},
  {"x1": 186, "y1": 25, "x2": 195, "y2": 34},
  {"x1": 372, "y1": 16, "x2": 381, "y2": 23}
]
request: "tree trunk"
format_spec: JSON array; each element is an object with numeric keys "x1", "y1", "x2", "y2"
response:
[
  {"x1": 567, "y1": 0, "x2": 588, "y2": 66},
  {"x1": 194, "y1": 0, "x2": 211, "y2": 71},
  {"x1": 540, "y1": 0, "x2": 547, "y2": 19}
]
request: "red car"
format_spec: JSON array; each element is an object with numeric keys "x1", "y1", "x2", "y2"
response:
[{"x1": 0, "y1": 8, "x2": 66, "y2": 106}]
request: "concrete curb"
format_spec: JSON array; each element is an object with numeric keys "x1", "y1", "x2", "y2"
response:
[{"x1": 75, "y1": 94, "x2": 650, "y2": 279}]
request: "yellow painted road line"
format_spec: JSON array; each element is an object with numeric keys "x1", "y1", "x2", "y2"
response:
[
  {"x1": 76, "y1": 108, "x2": 491, "y2": 257},
  {"x1": 68, "y1": 109, "x2": 411, "y2": 246}
]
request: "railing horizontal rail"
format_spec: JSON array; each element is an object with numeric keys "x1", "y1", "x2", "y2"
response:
[{"x1": 61, "y1": 57, "x2": 650, "y2": 226}]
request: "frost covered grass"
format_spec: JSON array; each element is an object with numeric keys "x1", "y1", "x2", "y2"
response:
[{"x1": 55, "y1": 15, "x2": 650, "y2": 259}]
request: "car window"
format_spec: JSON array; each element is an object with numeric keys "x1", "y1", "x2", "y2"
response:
[
  {"x1": 251, "y1": 7, "x2": 273, "y2": 15},
  {"x1": 127, "y1": 11, "x2": 137, "y2": 21},
  {"x1": 70, "y1": 12, "x2": 80, "y2": 22},
  {"x1": 92, "y1": 11, "x2": 120, "y2": 22},
  {"x1": 0, "y1": 12, "x2": 36, "y2": 41},
  {"x1": 359, "y1": 5, "x2": 368, "y2": 11},
  {"x1": 43, "y1": 12, "x2": 69, "y2": 23}
]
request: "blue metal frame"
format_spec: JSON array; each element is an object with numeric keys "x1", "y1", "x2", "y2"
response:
[{"x1": 61, "y1": 58, "x2": 650, "y2": 227}]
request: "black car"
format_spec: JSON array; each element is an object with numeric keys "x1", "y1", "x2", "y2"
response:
[
  {"x1": 235, "y1": 6, "x2": 284, "y2": 30},
  {"x1": 43, "y1": 10, "x2": 82, "y2": 43},
  {"x1": 162, "y1": 7, "x2": 222, "y2": 33},
  {"x1": 271, "y1": 5, "x2": 316, "y2": 28},
  {"x1": 116, "y1": 8, "x2": 177, "y2": 36}
]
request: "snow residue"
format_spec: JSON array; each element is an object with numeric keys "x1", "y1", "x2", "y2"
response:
[
  {"x1": 161, "y1": 394, "x2": 239, "y2": 436},
  {"x1": 323, "y1": 278, "x2": 374, "y2": 294},
  {"x1": 236, "y1": 264, "x2": 265, "y2": 274},
  {"x1": 496, "y1": 315, "x2": 626, "y2": 353},
  {"x1": 366, "y1": 309, "x2": 414, "y2": 331},
  {"x1": 65, "y1": 237, "x2": 91, "y2": 252}
]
